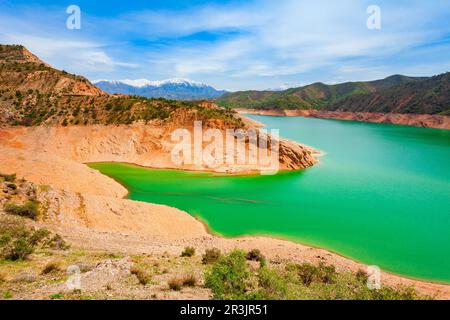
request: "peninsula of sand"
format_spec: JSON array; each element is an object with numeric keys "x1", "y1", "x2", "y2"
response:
[{"x1": 1, "y1": 122, "x2": 449, "y2": 299}]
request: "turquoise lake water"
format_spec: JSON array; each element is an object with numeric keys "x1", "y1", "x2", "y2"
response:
[{"x1": 89, "y1": 116, "x2": 450, "y2": 282}]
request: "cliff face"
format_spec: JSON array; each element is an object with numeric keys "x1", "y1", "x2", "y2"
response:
[
  {"x1": 0, "y1": 44, "x2": 316, "y2": 173},
  {"x1": 0, "y1": 44, "x2": 47, "y2": 65},
  {"x1": 238, "y1": 109, "x2": 450, "y2": 130},
  {"x1": 0, "y1": 122, "x2": 317, "y2": 176},
  {"x1": 0, "y1": 45, "x2": 103, "y2": 96},
  {"x1": 0, "y1": 45, "x2": 245, "y2": 128}
]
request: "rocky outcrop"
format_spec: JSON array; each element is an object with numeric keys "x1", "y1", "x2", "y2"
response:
[
  {"x1": 0, "y1": 122, "x2": 317, "y2": 176},
  {"x1": 238, "y1": 109, "x2": 450, "y2": 130},
  {"x1": 0, "y1": 45, "x2": 104, "y2": 96},
  {"x1": 0, "y1": 45, "x2": 47, "y2": 65}
]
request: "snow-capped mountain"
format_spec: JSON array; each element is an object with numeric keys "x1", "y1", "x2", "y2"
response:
[{"x1": 93, "y1": 78, "x2": 228, "y2": 100}]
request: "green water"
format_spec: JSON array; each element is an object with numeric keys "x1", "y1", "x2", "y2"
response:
[{"x1": 88, "y1": 116, "x2": 450, "y2": 283}]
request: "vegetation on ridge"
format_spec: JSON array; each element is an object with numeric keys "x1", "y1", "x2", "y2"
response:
[
  {"x1": 217, "y1": 73, "x2": 450, "y2": 115},
  {"x1": 0, "y1": 44, "x2": 243, "y2": 128}
]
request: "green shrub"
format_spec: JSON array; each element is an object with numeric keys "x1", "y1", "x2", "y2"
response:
[
  {"x1": 246, "y1": 249, "x2": 264, "y2": 261},
  {"x1": 202, "y1": 248, "x2": 221, "y2": 264},
  {"x1": 246, "y1": 249, "x2": 266, "y2": 267},
  {"x1": 46, "y1": 234, "x2": 70, "y2": 250},
  {"x1": 252, "y1": 267, "x2": 291, "y2": 300},
  {"x1": 0, "y1": 216, "x2": 67, "y2": 261},
  {"x1": 6, "y1": 238, "x2": 35, "y2": 260},
  {"x1": 4, "y1": 200, "x2": 39, "y2": 220},
  {"x1": 355, "y1": 269, "x2": 368, "y2": 283},
  {"x1": 296, "y1": 262, "x2": 336, "y2": 286},
  {"x1": 28, "y1": 228, "x2": 51, "y2": 245},
  {"x1": 204, "y1": 250, "x2": 251, "y2": 300},
  {"x1": 5, "y1": 183, "x2": 17, "y2": 190},
  {"x1": 3, "y1": 291, "x2": 12, "y2": 299},
  {"x1": 181, "y1": 246, "x2": 195, "y2": 257},
  {"x1": 41, "y1": 261, "x2": 61, "y2": 275},
  {"x1": 0, "y1": 173, "x2": 16, "y2": 182}
]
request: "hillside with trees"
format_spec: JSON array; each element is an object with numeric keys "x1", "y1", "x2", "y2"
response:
[{"x1": 217, "y1": 74, "x2": 450, "y2": 115}]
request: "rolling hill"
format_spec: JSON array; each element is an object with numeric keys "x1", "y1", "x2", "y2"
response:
[{"x1": 217, "y1": 74, "x2": 450, "y2": 115}]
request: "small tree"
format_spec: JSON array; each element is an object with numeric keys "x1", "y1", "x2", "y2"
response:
[
  {"x1": 204, "y1": 250, "x2": 251, "y2": 300},
  {"x1": 202, "y1": 248, "x2": 221, "y2": 264}
]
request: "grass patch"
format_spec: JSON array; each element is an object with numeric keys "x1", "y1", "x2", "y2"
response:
[
  {"x1": 202, "y1": 248, "x2": 221, "y2": 265},
  {"x1": 205, "y1": 250, "x2": 427, "y2": 300},
  {"x1": 41, "y1": 261, "x2": 61, "y2": 275},
  {"x1": 168, "y1": 273, "x2": 198, "y2": 291},
  {"x1": 181, "y1": 246, "x2": 196, "y2": 258},
  {"x1": 0, "y1": 216, "x2": 68, "y2": 261},
  {"x1": 205, "y1": 250, "x2": 250, "y2": 300},
  {"x1": 246, "y1": 249, "x2": 267, "y2": 268},
  {"x1": 4, "y1": 200, "x2": 40, "y2": 220},
  {"x1": 168, "y1": 277, "x2": 183, "y2": 291},
  {"x1": 0, "y1": 173, "x2": 16, "y2": 182},
  {"x1": 131, "y1": 265, "x2": 152, "y2": 285},
  {"x1": 181, "y1": 274, "x2": 197, "y2": 287}
]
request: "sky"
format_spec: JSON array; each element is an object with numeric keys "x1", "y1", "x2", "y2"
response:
[{"x1": 0, "y1": 0, "x2": 449, "y2": 91}]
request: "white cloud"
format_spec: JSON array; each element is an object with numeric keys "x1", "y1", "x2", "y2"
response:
[
  {"x1": 0, "y1": 10, "x2": 138, "y2": 74},
  {"x1": 125, "y1": 0, "x2": 450, "y2": 84},
  {"x1": 0, "y1": 0, "x2": 449, "y2": 90}
]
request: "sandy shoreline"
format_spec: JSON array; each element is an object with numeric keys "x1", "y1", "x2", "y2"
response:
[{"x1": 1, "y1": 124, "x2": 449, "y2": 298}]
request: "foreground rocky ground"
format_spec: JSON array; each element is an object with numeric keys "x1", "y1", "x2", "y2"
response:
[{"x1": 1, "y1": 175, "x2": 449, "y2": 300}]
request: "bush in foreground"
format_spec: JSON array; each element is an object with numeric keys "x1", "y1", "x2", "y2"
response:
[
  {"x1": 168, "y1": 277, "x2": 183, "y2": 291},
  {"x1": 246, "y1": 249, "x2": 266, "y2": 267},
  {"x1": 204, "y1": 250, "x2": 251, "y2": 300},
  {"x1": 181, "y1": 274, "x2": 197, "y2": 287},
  {"x1": 41, "y1": 261, "x2": 61, "y2": 275},
  {"x1": 202, "y1": 248, "x2": 221, "y2": 265},
  {"x1": 4, "y1": 200, "x2": 40, "y2": 220},
  {"x1": 131, "y1": 266, "x2": 152, "y2": 285},
  {"x1": 0, "y1": 173, "x2": 16, "y2": 182},
  {"x1": 0, "y1": 216, "x2": 68, "y2": 261},
  {"x1": 168, "y1": 274, "x2": 198, "y2": 291},
  {"x1": 181, "y1": 246, "x2": 196, "y2": 257},
  {"x1": 204, "y1": 250, "x2": 427, "y2": 300}
]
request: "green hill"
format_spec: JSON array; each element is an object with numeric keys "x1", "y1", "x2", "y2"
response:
[{"x1": 217, "y1": 74, "x2": 450, "y2": 115}]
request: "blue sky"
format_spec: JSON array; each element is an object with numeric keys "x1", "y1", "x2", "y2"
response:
[{"x1": 1, "y1": 0, "x2": 449, "y2": 91}]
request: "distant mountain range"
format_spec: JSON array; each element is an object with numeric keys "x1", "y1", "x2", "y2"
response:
[
  {"x1": 94, "y1": 78, "x2": 228, "y2": 100},
  {"x1": 217, "y1": 74, "x2": 450, "y2": 115}
]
